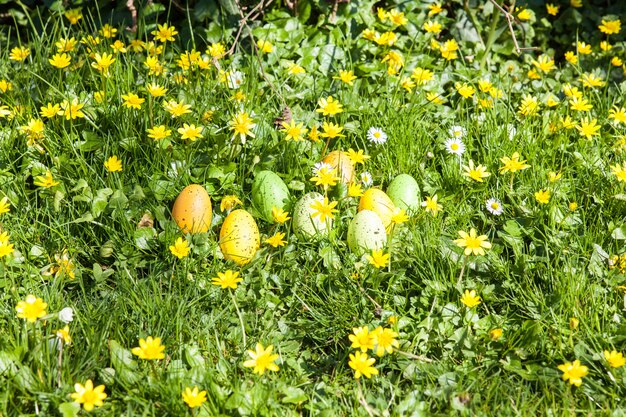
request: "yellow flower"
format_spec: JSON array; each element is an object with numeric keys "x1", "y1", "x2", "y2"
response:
[
  {"x1": 182, "y1": 387, "x2": 207, "y2": 409},
  {"x1": 558, "y1": 360, "x2": 588, "y2": 386},
  {"x1": 220, "y1": 195, "x2": 242, "y2": 212},
  {"x1": 56, "y1": 325, "x2": 71, "y2": 344},
  {"x1": 577, "y1": 42, "x2": 592, "y2": 55},
  {"x1": 518, "y1": 94, "x2": 539, "y2": 116},
  {"x1": 146, "y1": 83, "x2": 167, "y2": 97},
  {"x1": 169, "y1": 237, "x2": 191, "y2": 259},
  {"x1": 15, "y1": 294, "x2": 47, "y2": 323},
  {"x1": 570, "y1": 0, "x2": 582, "y2": 7},
  {"x1": 490, "y1": 328, "x2": 503, "y2": 341},
  {"x1": 147, "y1": 125, "x2": 172, "y2": 141},
  {"x1": 348, "y1": 182, "x2": 364, "y2": 197},
  {"x1": 256, "y1": 39, "x2": 273, "y2": 53},
  {"x1": 152, "y1": 23, "x2": 178, "y2": 42},
  {"x1": 9, "y1": 46, "x2": 30, "y2": 61},
  {"x1": 362, "y1": 29, "x2": 378, "y2": 41},
  {"x1": 611, "y1": 57, "x2": 623, "y2": 67},
  {"x1": 569, "y1": 201, "x2": 578, "y2": 211},
  {"x1": 576, "y1": 118, "x2": 600, "y2": 139},
  {"x1": 532, "y1": 55, "x2": 555, "y2": 73},
  {"x1": 320, "y1": 122, "x2": 345, "y2": 139},
  {"x1": 426, "y1": 92, "x2": 445, "y2": 104},
  {"x1": 440, "y1": 39, "x2": 459, "y2": 60},
  {"x1": 581, "y1": 73, "x2": 605, "y2": 88},
  {"x1": 460, "y1": 289, "x2": 481, "y2": 308},
  {"x1": 0, "y1": 79, "x2": 12, "y2": 93},
  {"x1": 569, "y1": 96, "x2": 592, "y2": 112},
  {"x1": 310, "y1": 165, "x2": 340, "y2": 190},
  {"x1": 455, "y1": 82, "x2": 475, "y2": 99},
  {"x1": 366, "y1": 249, "x2": 390, "y2": 269},
  {"x1": 371, "y1": 326, "x2": 399, "y2": 356},
  {"x1": 517, "y1": 8, "x2": 532, "y2": 21},
  {"x1": 54, "y1": 36, "x2": 78, "y2": 53},
  {"x1": 391, "y1": 208, "x2": 409, "y2": 225},
  {"x1": 600, "y1": 41, "x2": 612, "y2": 51},
  {"x1": 272, "y1": 207, "x2": 290, "y2": 224},
  {"x1": 349, "y1": 326, "x2": 374, "y2": 352},
  {"x1": 454, "y1": 229, "x2": 491, "y2": 256},
  {"x1": 94, "y1": 91, "x2": 105, "y2": 104},
  {"x1": 560, "y1": 116, "x2": 577, "y2": 129},
  {"x1": 100, "y1": 23, "x2": 118, "y2": 38},
  {"x1": 243, "y1": 343, "x2": 280, "y2": 375},
  {"x1": 104, "y1": 156, "x2": 122, "y2": 173},
  {"x1": 49, "y1": 53, "x2": 71, "y2": 69},
  {"x1": 462, "y1": 160, "x2": 491, "y2": 182},
  {"x1": 548, "y1": 171, "x2": 562, "y2": 182},
  {"x1": 609, "y1": 107, "x2": 626, "y2": 125},
  {"x1": 265, "y1": 232, "x2": 287, "y2": 248},
  {"x1": 428, "y1": 3, "x2": 443, "y2": 16},
  {"x1": 411, "y1": 67, "x2": 434, "y2": 85},
  {"x1": 144, "y1": 56, "x2": 164, "y2": 76},
  {"x1": 423, "y1": 20, "x2": 442, "y2": 33},
  {"x1": 388, "y1": 9, "x2": 407, "y2": 26},
  {"x1": 178, "y1": 124, "x2": 203, "y2": 141},
  {"x1": 611, "y1": 163, "x2": 626, "y2": 182},
  {"x1": 91, "y1": 52, "x2": 116, "y2": 75},
  {"x1": 309, "y1": 197, "x2": 338, "y2": 223},
  {"x1": 281, "y1": 120, "x2": 307, "y2": 141},
  {"x1": 346, "y1": 149, "x2": 369, "y2": 165},
  {"x1": 40, "y1": 103, "x2": 61, "y2": 119},
  {"x1": 375, "y1": 31, "x2": 398, "y2": 46},
  {"x1": 422, "y1": 195, "x2": 443, "y2": 216},
  {"x1": 599, "y1": 19, "x2": 621, "y2": 35},
  {"x1": 334, "y1": 70, "x2": 357, "y2": 86},
  {"x1": 499, "y1": 152, "x2": 531, "y2": 174},
  {"x1": 382, "y1": 50, "x2": 404, "y2": 74},
  {"x1": 316, "y1": 96, "x2": 343, "y2": 116},
  {"x1": 229, "y1": 111, "x2": 256, "y2": 144},
  {"x1": 71, "y1": 380, "x2": 107, "y2": 411},
  {"x1": 34, "y1": 170, "x2": 60, "y2": 188},
  {"x1": 110, "y1": 40, "x2": 127, "y2": 53},
  {"x1": 121, "y1": 92, "x2": 145, "y2": 109},
  {"x1": 163, "y1": 100, "x2": 192, "y2": 117},
  {"x1": 46, "y1": 252, "x2": 76, "y2": 279},
  {"x1": 0, "y1": 196, "x2": 10, "y2": 215},
  {"x1": 534, "y1": 189, "x2": 551, "y2": 204},
  {"x1": 348, "y1": 351, "x2": 378, "y2": 379},
  {"x1": 604, "y1": 350, "x2": 626, "y2": 368},
  {"x1": 211, "y1": 270, "x2": 243, "y2": 289},
  {"x1": 564, "y1": 51, "x2": 578, "y2": 65},
  {"x1": 59, "y1": 98, "x2": 85, "y2": 120},
  {"x1": 131, "y1": 336, "x2": 166, "y2": 360},
  {"x1": 207, "y1": 42, "x2": 226, "y2": 58},
  {"x1": 64, "y1": 9, "x2": 83, "y2": 24},
  {"x1": 401, "y1": 77, "x2": 416, "y2": 92},
  {"x1": 546, "y1": 4, "x2": 559, "y2": 15},
  {"x1": 287, "y1": 63, "x2": 305, "y2": 75},
  {"x1": 308, "y1": 125, "x2": 321, "y2": 142}
]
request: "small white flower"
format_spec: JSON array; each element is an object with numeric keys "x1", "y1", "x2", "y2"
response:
[
  {"x1": 367, "y1": 127, "x2": 387, "y2": 145},
  {"x1": 360, "y1": 171, "x2": 373, "y2": 186},
  {"x1": 58, "y1": 307, "x2": 74, "y2": 323},
  {"x1": 312, "y1": 162, "x2": 332, "y2": 176},
  {"x1": 444, "y1": 138, "x2": 465, "y2": 156},
  {"x1": 485, "y1": 198, "x2": 503, "y2": 215},
  {"x1": 227, "y1": 71, "x2": 244, "y2": 89},
  {"x1": 448, "y1": 125, "x2": 466, "y2": 139}
]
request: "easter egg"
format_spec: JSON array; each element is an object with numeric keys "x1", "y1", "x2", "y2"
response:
[
  {"x1": 171, "y1": 185, "x2": 213, "y2": 234},
  {"x1": 251, "y1": 171, "x2": 290, "y2": 223},
  {"x1": 219, "y1": 209, "x2": 260, "y2": 265},
  {"x1": 321, "y1": 150, "x2": 355, "y2": 184},
  {"x1": 292, "y1": 192, "x2": 332, "y2": 240},
  {"x1": 347, "y1": 210, "x2": 387, "y2": 255},
  {"x1": 358, "y1": 188, "x2": 395, "y2": 229},
  {"x1": 386, "y1": 174, "x2": 420, "y2": 212}
]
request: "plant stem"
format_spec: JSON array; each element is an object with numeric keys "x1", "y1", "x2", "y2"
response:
[
  {"x1": 480, "y1": 8, "x2": 502, "y2": 70},
  {"x1": 457, "y1": 256, "x2": 468, "y2": 284},
  {"x1": 230, "y1": 290, "x2": 247, "y2": 348}
]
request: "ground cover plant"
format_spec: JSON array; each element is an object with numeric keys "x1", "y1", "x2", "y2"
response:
[{"x1": 1, "y1": 0, "x2": 626, "y2": 415}]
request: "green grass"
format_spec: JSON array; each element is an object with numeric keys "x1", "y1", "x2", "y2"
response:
[{"x1": 1, "y1": 1, "x2": 626, "y2": 416}]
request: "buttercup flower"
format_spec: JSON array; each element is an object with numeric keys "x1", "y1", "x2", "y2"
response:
[
  {"x1": 131, "y1": 336, "x2": 165, "y2": 360},
  {"x1": 243, "y1": 343, "x2": 280, "y2": 375}
]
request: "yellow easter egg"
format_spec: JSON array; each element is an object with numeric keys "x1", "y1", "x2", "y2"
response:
[
  {"x1": 358, "y1": 188, "x2": 395, "y2": 229},
  {"x1": 219, "y1": 209, "x2": 260, "y2": 265},
  {"x1": 172, "y1": 185, "x2": 213, "y2": 234}
]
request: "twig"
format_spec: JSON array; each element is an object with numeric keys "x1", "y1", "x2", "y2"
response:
[
  {"x1": 487, "y1": 0, "x2": 538, "y2": 54},
  {"x1": 396, "y1": 349, "x2": 433, "y2": 363},
  {"x1": 226, "y1": 0, "x2": 269, "y2": 56},
  {"x1": 356, "y1": 381, "x2": 376, "y2": 417}
]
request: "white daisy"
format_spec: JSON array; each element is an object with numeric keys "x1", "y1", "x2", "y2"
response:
[
  {"x1": 360, "y1": 171, "x2": 373, "y2": 186},
  {"x1": 367, "y1": 127, "x2": 387, "y2": 145},
  {"x1": 486, "y1": 198, "x2": 503, "y2": 215},
  {"x1": 312, "y1": 161, "x2": 332, "y2": 176},
  {"x1": 448, "y1": 125, "x2": 466, "y2": 139},
  {"x1": 444, "y1": 138, "x2": 465, "y2": 156},
  {"x1": 227, "y1": 71, "x2": 244, "y2": 89}
]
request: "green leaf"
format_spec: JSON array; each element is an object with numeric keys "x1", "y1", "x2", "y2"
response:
[
  {"x1": 58, "y1": 402, "x2": 80, "y2": 417},
  {"x1": 281, "y1": 386, "x2": 307, "y2": 404}
]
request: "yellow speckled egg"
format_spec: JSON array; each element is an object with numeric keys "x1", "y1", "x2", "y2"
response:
[
  {"x1": 358, "y1": 188, "x2": 396, "y2": 230},
  {"x1": 321, "y1": 150, "x2": 355, "y2": 184},
  {"x1": 219, "y1": 209, "x2": 260, "y2": 265},
  {"x1": 172, "y1": 185, "x2": 213, "y2": 234}
]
